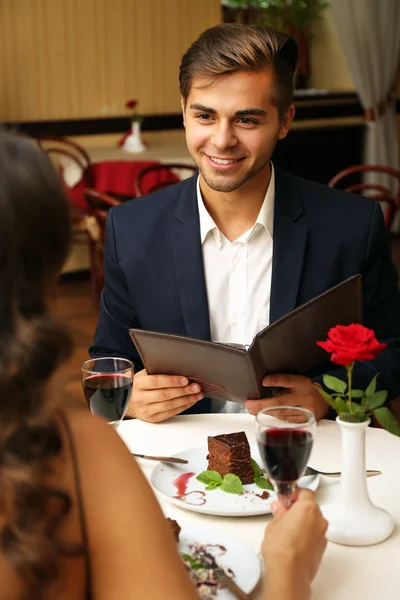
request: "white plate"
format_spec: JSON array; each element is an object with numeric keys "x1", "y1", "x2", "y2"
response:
[
  {"x1": 178, "y1": 522, "x2": 261, "y2": 598},
  {"x1": 151, "y1": 445, "x2": 319, "y2": 516}
]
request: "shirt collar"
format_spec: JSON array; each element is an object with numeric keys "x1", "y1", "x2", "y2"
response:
[
  {"x1": 253, "y1": 162, "x2": 274, "y2": 240},
  {"x1": 196, "y1": 162, "x2": 275, "y2": 246},
  {"x1": 197, "y1": 177, "x2": 219, "y2": 244}
]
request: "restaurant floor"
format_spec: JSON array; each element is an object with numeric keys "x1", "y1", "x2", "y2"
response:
[{"x1": 53, "y1": 235, "x2": 400, "y2": 416}]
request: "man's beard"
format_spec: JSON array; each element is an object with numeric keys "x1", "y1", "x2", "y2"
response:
[{"x1": 190, "y1": 152, "x2": 271, "y2": 193}]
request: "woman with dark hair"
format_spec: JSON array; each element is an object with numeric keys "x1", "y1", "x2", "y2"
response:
[{"x1": 0, "y1": 130, "x2": 327, "y2": 600}]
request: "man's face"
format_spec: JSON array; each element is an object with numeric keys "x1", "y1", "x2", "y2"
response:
[{"x1": 182, "y1": 70, "x2": 294, "y2": 193}]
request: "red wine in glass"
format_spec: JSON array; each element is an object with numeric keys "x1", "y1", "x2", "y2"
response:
[
  {"x1": 83, "y1": 373, "x2": 133, "y2": 424},
  {"x1": 257, "y1": 428, "x2": 313, "y2": 482},
  {"x1": 81, "y1": 357, "x2": 134, "y2": 428},
  {"x1": 255, "y1": 406, "x2": 316, "y2": 507}
]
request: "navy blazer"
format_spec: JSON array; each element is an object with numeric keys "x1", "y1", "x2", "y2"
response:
[{"x1": 90, "y1": 166, "x2": 400, "y2": 412}]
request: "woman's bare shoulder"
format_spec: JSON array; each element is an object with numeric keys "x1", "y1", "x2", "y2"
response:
[
  {"x1": 55, "y1": 408, "x2": 199, "y2": 600},
  {"x1": 60, "y1": 406, "x2": 117, "y2": 440},
  {"x1": 59, "y1": 408, "x2": 136, "y2": 482}
]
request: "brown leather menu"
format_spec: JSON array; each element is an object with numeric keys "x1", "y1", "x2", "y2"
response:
[{"x1": 129, "y1": 275, "x2": 363, "y2": 403}]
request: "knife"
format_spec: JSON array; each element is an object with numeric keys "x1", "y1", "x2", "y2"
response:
[{"x1": 131, "y1": 453, "x2": 188, "y2": 464}]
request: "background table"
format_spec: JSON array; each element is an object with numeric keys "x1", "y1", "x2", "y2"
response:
[
  {"x1": 63, "y1": 130, "x2": 193, "y2": 193},
  {"x1": 118, "y1": 414, "x2": 400, "y2": 600},
  {"x1": 62, "y1": 130, "x2": 194, "y2": 271},
  {"x1": 86, "y1": 130, "x2": 191, "y2": 164}
]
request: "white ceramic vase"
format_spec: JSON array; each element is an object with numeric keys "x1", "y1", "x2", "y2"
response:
[
  {"x1": 122, "y1": 120, "x2": 146, "y2": 153},
  {"x1": 322, "y1": 417, "x2": 394, "y2": 546}
]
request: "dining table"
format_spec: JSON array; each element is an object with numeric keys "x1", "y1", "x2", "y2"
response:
[
  {"x1": 118, "y1": 413, "x2": 400, "y2": 600},
  {"x1": 62, "y1": 130, "x2": 194, "y2": 194},
  {"x1": 85, "y1": 130, "x2": 191, "y2": 164}
]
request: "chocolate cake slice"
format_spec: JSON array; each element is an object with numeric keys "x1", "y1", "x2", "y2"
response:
[
  {"x1": 207, "y1": 431, "x2": 254, "y2": 485},
  {"x1": 166, "y1": 517, "x2": 181, "y2": 542}
]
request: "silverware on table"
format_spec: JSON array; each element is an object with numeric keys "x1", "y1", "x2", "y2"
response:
[
  {"x1": 304, "y1": 466, "x2": 381, "y2": 478},
  {"x1": 131, "y1": 453, "x2": 188, "y2": 464},
  {"x1": 213, "y1": 568, "x2": 252, "y2": 600},
  {"x1": 202, "y1": 549, "x2": 252, "y2": 600}
]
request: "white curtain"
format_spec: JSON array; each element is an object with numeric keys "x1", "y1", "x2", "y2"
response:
[{"x1": 331, "y1": 0, "x2": 400, "y2": 184}]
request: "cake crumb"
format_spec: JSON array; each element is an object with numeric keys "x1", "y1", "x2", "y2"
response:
[{"x1": 256, "y1": 491, "x2": 270, "y2": 500}]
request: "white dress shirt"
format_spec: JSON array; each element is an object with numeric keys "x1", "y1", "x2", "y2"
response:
[{"x1": 197, "y1": 164, "x2": 275, "y2": 413}]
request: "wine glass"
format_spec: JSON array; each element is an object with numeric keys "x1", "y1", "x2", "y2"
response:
[
  {"x1": 255, "y1": 406, "x2": 316, "y2": 507},
  {"x1": 81, "y1": 357, "x2": 134, "y2": 429}
]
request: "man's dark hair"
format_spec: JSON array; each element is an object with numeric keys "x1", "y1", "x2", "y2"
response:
[{"x1": 179, "y1": 23, "x2": 298, "y2": 118}]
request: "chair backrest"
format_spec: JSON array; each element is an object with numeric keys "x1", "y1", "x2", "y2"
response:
[
  {"x1": 83, "y1": 189, "x2": 123, "y2": 309},
  {"x1": 36, "y1": 136, "x2": 93, "y2": 210},
  {"x1": 84, "y1": 189, "x2": 122, "y2": 238},
  {"x1": 135, "y1": 162, "x2": 197, "y2": 196},
  {"x1": 37, "y1": 135, "x2": 91, "y2": 171},
  {"x1": 328, "y1": 164, "x2": 400, "y2": 230},
  {"x1": 84, "y1": 188, "x2": 122, "y2": 211}
]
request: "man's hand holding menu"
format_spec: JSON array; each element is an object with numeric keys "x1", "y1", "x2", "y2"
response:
[
  {"x1": 128, "y1": 276, "x2": 362, "y2": 421},
  {"x1": 125, "y1": 370, "x2": 205, "y2": 422},
  {"x1": 245, "y1": 374, "x2": 329, "y2": 420}
]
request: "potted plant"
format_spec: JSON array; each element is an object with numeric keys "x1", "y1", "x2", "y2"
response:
[
  {"x1": 315, "y1": 323, "x2": 400, "y2": 546},
  {"x1": 221, "y1": 0, "x2": 329, "y2": 88}
]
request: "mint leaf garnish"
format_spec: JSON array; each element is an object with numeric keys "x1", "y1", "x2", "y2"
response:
[
  {"x1": 205, "y1": 481, "x2": 221, "y2": 490},
  {"x1": 196, "y1": 470, "x2": 222, "y2": 485},
  {"x1": 254, "y1": 476, "x2": 273, "y2": 490},
  {"x1": 251, "y1": 458, "x2": 261, "y2": 478},
  {"x1": 252, "y1": 458, "x2": 272, "y2": 489},
  {"x1": 196, "y1": 470, "x2": 243, "y2": 493},
  {"x1": 220, "y1": 473, "x2": 243, "y2": 494}
]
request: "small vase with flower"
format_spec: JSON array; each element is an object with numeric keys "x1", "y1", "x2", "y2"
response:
[
  {"x1": 315, "y1": 323, "x2": 400, "y2": 546},
  {"x1": 122, "y1": 99, "x2": 145, "y2": 153}
]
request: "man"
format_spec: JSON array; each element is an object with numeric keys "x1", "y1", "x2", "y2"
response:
[{"x1": 90, "y1": 24, "x2": 400, "y2": 423}]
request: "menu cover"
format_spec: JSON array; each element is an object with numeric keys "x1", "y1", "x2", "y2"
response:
[{"x1": 129, "y1": 275, "x2": 362, "y2": 403}]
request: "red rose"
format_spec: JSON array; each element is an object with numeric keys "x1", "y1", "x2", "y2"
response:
[
  {"x1": 125, "y1": 99, "x2": 138, "y2": 109},
  {"x1": 317, "y1": 323, "x2": 387, "y2": 366}
]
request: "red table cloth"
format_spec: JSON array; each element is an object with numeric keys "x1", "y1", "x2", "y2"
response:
[{"x1": 66, "y1": 160, "x2": 179, "y2": 210}]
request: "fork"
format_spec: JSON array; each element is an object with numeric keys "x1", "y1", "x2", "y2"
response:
[
  {"x1": 213, "y1": 568, "x2": 252, "y2": 600},
  {"x1": 202, "y1": 549, "x2": 251, "y2": 600},
  {"x1": 304, "y1": 466, "x2": 381, "y2": 478}
]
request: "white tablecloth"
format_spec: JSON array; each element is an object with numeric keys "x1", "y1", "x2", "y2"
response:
[
  {"x1": 85, "y1": 131, "x2": 191, "y2": 164},
  {"x1": 118, "y1": 414, "x2": 400, "y2": 599}
]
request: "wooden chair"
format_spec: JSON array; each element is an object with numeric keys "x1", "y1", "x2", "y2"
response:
[
  {"x1": 36, "y1": 135, "x2": 93, "y2": 235},
  {"x1": 328, "y1": 164, "x2": 400, "y2": 230},
  {"x1": 83, "y1": 189, "x2": 122, "y2": 309},
  {"x1": 36, "y1": 135, "x2": 93, "y2": 213},
  {"x1": 134, "y1": 163, "x2": 197, "y2": 196},
  {"x1": 36, "y1": 136, "x2": 96, "y2": 280}
]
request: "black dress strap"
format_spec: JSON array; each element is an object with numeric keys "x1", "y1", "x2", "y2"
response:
[{"x1": 57, "y1": 410, "x2": 92, "y2": 599}]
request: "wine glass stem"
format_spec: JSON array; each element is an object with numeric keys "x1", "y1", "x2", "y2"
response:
[{"x1": 275, "y1": 481, "x2": 298, "y2": 508}]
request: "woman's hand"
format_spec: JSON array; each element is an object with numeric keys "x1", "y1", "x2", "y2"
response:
[{"x1": 262, "y1": 490, "x2": 328, "y2": 600}]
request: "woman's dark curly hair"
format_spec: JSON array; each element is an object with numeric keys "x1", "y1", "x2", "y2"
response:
[{"x1": 0, "y1": 130, "x2": 82, "y2": 598}]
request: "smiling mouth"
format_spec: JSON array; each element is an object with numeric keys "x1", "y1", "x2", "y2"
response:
[{"x1": 207, "y1": 155, "x2": 244, "y2": 165}]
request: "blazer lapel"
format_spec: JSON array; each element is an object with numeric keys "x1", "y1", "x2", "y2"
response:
[
  {"x1": 172, "y1": 177, "x2": 211, "y2": 341},
  {"x1": 270, "y1": 166, "x2": 308, "y2": 324}
]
